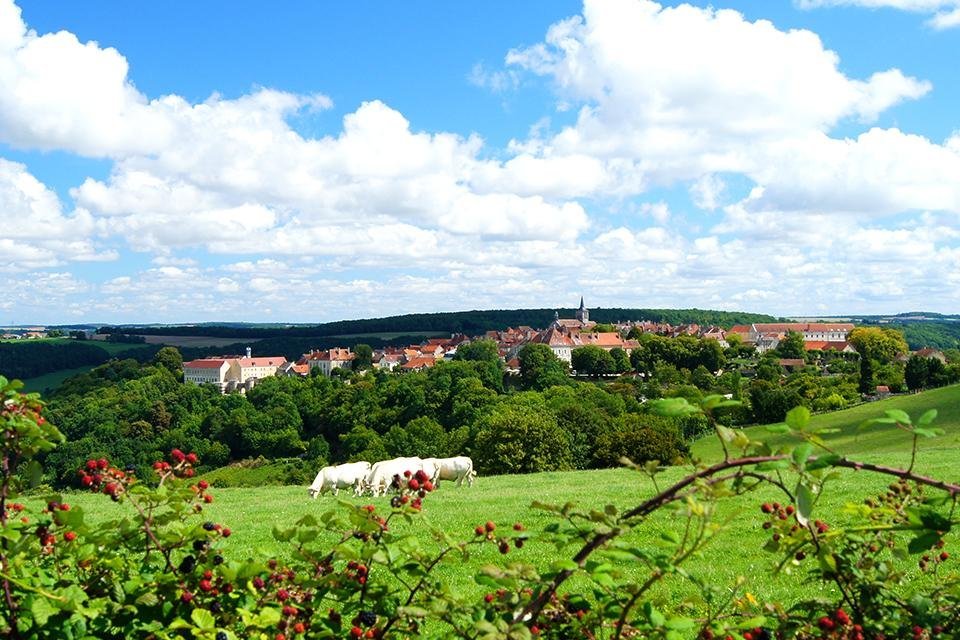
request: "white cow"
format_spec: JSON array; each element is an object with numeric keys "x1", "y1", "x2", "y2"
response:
[
  {"x1": 308, "y1": 461, "x2": 372, "y2": 498},
  {"x1": 364, "y1": 457, "x2": 423, "y2": 497},
  {"x1": 424, "y1": 456, "x2": 476, "y2": 487}
]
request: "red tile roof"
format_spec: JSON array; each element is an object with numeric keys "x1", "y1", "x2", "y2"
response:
[{"x1": 183, "y1": 359, "x2": 229, "y2": 369}]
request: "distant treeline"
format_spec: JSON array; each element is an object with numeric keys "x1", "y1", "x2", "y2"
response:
[
  {"x1": 867, "y1": 321, "x2": 960, "y2": 351},
  {"x1": 99, "y1": 308, "x2": 781, "y2": 339}
]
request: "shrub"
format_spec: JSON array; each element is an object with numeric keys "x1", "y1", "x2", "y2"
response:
[{"x1": 592, "y1": 414, "x2": 688, "y2": 467}]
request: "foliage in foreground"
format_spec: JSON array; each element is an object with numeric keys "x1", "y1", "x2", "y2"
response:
[{"x1": 3, "y1": 376, "x2": 960, "y2": 638}]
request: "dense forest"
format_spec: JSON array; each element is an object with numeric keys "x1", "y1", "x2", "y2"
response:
[
  {"x1": 885, "y1": 322, "x2": 960, "y2": 350},
  {"x1": 99, "y1": 307, "x2": 781, "y2": 339}
]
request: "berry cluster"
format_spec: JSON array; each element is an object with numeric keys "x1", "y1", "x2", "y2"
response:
[
  {"x1": 77, "y1": 457, "x2": 130, "y2": 500},
  {"x1": 472, "y1": 520, "x2": 527, "y2": 555}
]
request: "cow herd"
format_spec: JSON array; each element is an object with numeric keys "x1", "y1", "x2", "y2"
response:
[{"x1": 307, "y1": 456, "x2": 476, "y2": 498}]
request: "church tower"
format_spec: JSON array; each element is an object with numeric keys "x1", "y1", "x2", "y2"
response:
[{"x1": 575, "y1": 296, "x2": 589, "y2": 324}]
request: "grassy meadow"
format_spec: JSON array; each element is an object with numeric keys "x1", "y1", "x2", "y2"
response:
[{"x1": 30, "y1": 385, "x2": 960, "y2": 622}]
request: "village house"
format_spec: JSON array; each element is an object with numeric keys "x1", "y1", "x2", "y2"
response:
[{"x1": 305, "y1": 348, "x2": 355, "y2": 377}]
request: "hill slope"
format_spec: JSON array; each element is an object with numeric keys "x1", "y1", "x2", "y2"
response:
[{"x1": 693, "y1": 384, "x2": 960, "y2": 468}]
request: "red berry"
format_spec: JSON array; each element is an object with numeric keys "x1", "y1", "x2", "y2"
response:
[
  {"x1": 484, "y1": 594, "x2": 494, "y2": 603},
  {"x1": 407, "y1": 478, "x2": 420, "y2": 491},
  {"x1": 819, "y1": 617, "x2": 835, "y2": 631},
  {"x1": 171, "y1": 448, "x2": 186, "y2": 463},
  {"x1": 485, "y1": 521, "x2": 496, "y2": 533},
  {"x1": 198, "y1": 480, "x2": 209, "y2": 490},
  {"x1": 940, "y1": 551, "x2": 950, "y2": 561},
  {"x1": 423, "y1": 480, "x2": 434, "y2": 492},
  {"x1": 498, "y1": 541, "x2": 510, "y2": 554},
  {"x1": 204, "y1": 494, "x2": 213, "y2": 503},
  {"x1": 293, "y1": 622, "x2": 305, "y2": 634},
  {"x1": 222, "y1": 527, "x2": 231, "y2": 538},
  {"x1": 97, "y1": 458, "x2": 108, "y2": 470},
  {"x1": 64, "y1": 531, "x2": 77, "y2": 542},
  {"x1": 199, "y1": 579, "x2": 213, "y2": 592},
  {"x1": 531, "y1": 625, "x2": 540, "y2": 635},
  {"x1": 474, "y1": 526, "x2": 484, "y2": 536},
  {"x1": 283, "y1": 605, "x2": 298, "y2": 616},
  {"x1": 761, "y1": 503, "x2": 773, "y2": 513},
  {"x1": 276, "y1": 635, "x2": 286, "y2": 640},
  {"x1": 403, "y1": 470, "x2": 412, "y2": 478},
  {"x1": 59, "y1": 503, "x2": 70, "y2": 511},
  {"x1": 835, "y1": 609, "x2": 850, "y2": 625},
  {"x1": 743, "y1": 633, "x2": 753, "y2": 640},
  {"x1": 350, "y1": 627, "x2": 363, "y2": 638},
  {"x1": 181, "y1": 591, "x2": 194, "y2": 603},
  {"x1": 86, "y1": 459, "x2": 98, "y2": 470},
  {"x1": 513, "y1": 522, "x2": 524, "y2": 531},
  {"x1": 186, "y1": 452, "x2": 198, "y2": 464},
  {"x1": 785, "y1": 505, "x2": 795, "y2": 515}
]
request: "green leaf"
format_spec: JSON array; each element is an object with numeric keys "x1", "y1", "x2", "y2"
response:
[
  {"x1": 135, "y1": 592, "x2": 159, "y2": 607},
  {"x1": 806, "y1": 454, "x2": 842, "y2": 471},
  {"x1": 191, "y1": 608, "x2": 215, "y2": 630},
  {"x1": 765, "y1": 424, "x2": 790, "y2": 434},
  {"x1": 885, "y1": 409, "x2": 912, "y2": 425},
  {"x1": 913, "y1": 428, "x2": 944, "y2": 439},
  {"x1": 796, "y1": 483, "x2": 814, "y2": 526},
  {"x1": 30, "y1": 597, "x2": 57, "y2": 627},
  {"x1": 792, "y1": 443, "x2": 813, "y2": 470},
  {"x1": 785, "y1": 406, "x2": 810, "y2": 431},
  {"x1": 917, "y1": 409, "x2": 938, "y2": 427},
  {"x1": 755, "y1": 459, "x2": 791, "y2": 471},
  {"x1": 648, "y1": 398, "x2": 700, "y2": 417},
  {"x1": 908, "y1": 531, "x2": 941, "y2": 554}
]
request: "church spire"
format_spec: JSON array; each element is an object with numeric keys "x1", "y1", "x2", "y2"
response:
[{"x1": 576, "y1": 296, "x2": 589, "y2": 324}]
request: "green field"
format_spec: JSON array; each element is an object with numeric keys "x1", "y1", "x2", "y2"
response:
[
  {"x1": 20, "y1": 366, "x2": 96, "y2": 394},
  {"x1": 38, "y1": 385, "x2": 960, "y2": 625},
  {"x1": 693, "y1": 384, "x2": 960, "y2": 468}
]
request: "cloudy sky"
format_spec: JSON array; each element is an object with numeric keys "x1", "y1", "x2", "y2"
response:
[{"x1": 1, "y1": 0, "x2": 959, "y2": 324}]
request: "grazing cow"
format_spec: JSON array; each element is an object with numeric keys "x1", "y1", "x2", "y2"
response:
[
  {"x1": 307, "y1": 461, "x2": 372, "y2": 498},
  {"x1": 365, "y1": 457, "x2": 423, "y2": 497},
  {"x1": 423, "y1": 456, "x2": 476, "y2": 487}
]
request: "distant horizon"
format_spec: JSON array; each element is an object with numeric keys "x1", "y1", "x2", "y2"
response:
[{"x1": 3, "y1": 1, "x2": 960, "y2": 322}]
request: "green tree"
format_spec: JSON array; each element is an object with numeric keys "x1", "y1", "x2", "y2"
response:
[
  {"x1": 571, "y1": 345, "x2": 615, "y2": 377},
  {"x1": 384, "y1": 416, "x2": 447, "y2": 458},
  {"x1": 849, "y1": 327, "x2": 908, "y2": 393},
  {"x1": 775, "y1": 330, "x2": 805, "y2": 359},
  {"x1": 152, "y1": 346, "x2": 183, "y2": 376},
  {"x1": 473, "y1": 401, "x2": 571, "y2": 474},
  {"x1": 517, "y1": 344, "x2": 569, "y2": 390},
  {"x1": 609, "y1": 347, "x2": 631, "y2": 374},
  {"x1": 454, "y1": 339, "x2": 500, "y2": 363},
  {"x1": 905, "y1": 354, "x2": 930, "y2": 391},
  {"x1": 352, "y1": 344, "x2": 373, "y2": 371}
]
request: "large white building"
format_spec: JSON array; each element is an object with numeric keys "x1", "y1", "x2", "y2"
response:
[{"x1": 183, "y1": 347, "x2": 287, "y2": 392}]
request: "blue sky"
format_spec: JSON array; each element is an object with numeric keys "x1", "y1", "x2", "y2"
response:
[{"x1": 2, "y1": 0, "x2": 960, "y2": 324}]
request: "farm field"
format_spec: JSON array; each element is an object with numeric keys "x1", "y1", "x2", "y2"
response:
[
  {"x1": 42, "y1": 386, "x2": 960, "y2": 627},
  {"x1": 20, "y1": 366, "x2": 95, "y2": 394}
]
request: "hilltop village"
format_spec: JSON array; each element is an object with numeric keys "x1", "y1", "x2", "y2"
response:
[{"x1": 182, "y1": 299, "x2": 862, "y2": 392}]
